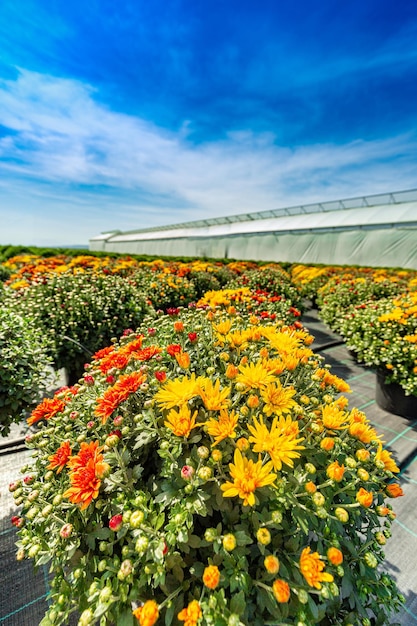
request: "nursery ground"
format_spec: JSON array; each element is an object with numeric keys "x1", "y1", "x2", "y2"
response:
[{"x1": 0, "y1": 309, "x2": 417, "y2": 625}]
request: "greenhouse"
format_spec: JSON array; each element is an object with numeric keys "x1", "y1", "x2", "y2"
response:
[{"x1": 89, "y1": 189, "x2": 417, "y2": 269}]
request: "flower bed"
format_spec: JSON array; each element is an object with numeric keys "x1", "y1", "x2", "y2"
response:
[{"x1": 11, "y1": 289, "x2": 404, "y2": 626}]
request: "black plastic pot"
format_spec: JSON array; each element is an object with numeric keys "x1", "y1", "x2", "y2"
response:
[{"x1": 375, "y1": 370, "x2": 417, "y2": 419}]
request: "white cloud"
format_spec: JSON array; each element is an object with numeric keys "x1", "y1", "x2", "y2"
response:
[{"x1": 0, "y1": 68, "x2": 416, "y2": 246}]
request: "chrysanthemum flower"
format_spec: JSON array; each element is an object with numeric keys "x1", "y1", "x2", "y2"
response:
[
  {"x1": 386, "y1": 483, "x2": 404, "y2": 498},
  {"x1": 175, "y1": 351, "x2": 191, "y2": 369},
  {"x1": 327, "y1": 547, "x2": 343, "y2": 565},
  {"x1": 260, "y1": 380, "x2": 297, "y2": 416},
  {"x1": 95, "y1": 372, "x2": 146, "y2": 423},
  {"x1": 205, "y1": 408, "x2": 239, "y2": 446},
  {"x1": 165, "y1": 404, "x2": 199, "y2": 438},
  {"x1": 221, "y1": 448, "x2": 276, "y2": 507},
  {"x1": 27, "y1": 396, "x2": 66, "y2": 426},
  {"x1": 321, "y1": 403, "x2": 349, "y2": 431},
  {"x1": 198, "y1": 378, "x2": 230, "y2": 410},
  {"x1": 264, "y1": 555, "x2": 280, "y2": 574},
  {"x1": 326, "y1": 461, "x2": 345, "y2": 482},
  {"x1": 248, "y1": 415, "x2": 304, "y2": 470},
  {"x1": 375, "y1": 444, "x2": 399, "y2": 473},
  {"x1": 349, "y1": 420, "x2": 380, "y2": 444},
  {"x1": 47, "y1": 441, "x2": 72, "y2": 473},
  {"x1": 202, "y1": 564, "x2": 220, "y2": 589},
  {"x1": 272, "y1": 579, "x2": 290, "y2": 602},
  {"x1": 154, "y1": 373, "x2": 202, "y2": 409},
  {"x1": 299, "y1": 547, "x2": 334, "y2": 589},
  {"x1": 235, "y1": 360, "x2": 275, "y2": 391},
  {"x1": 356, "y1": 487, "x2": 374, "y2": 507},
  {"x1": 178, "y1": 600, "x2": 202, "y2": 626},
  {"x1": 133, "y1": 600, "x2": 159, "y2": 626}
]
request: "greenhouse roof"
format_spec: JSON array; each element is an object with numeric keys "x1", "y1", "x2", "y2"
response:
[{"x1": 90, "y1": 189, "x2": 417, "y2": 243}]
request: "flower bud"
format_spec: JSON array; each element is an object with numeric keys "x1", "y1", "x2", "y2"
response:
[
  {"x1": 118, "y1": 559, "x2": 133, "y2": 580},
  {"x1": 204, "y1": 528, "x2": 218, "y2": 542},
  {"x1": 256, "y1": 528, "x2": 271, "y2": 545},
  {"x1": 60, "y1": 523, "x2": 73, "y2": 539},
  {"x1": 16, "y1": 548, "x2": 25, "y2": 561},
  {"x1": 222, "y1": 534, "x2": 237, "y2": 552},
  {"x1": 198, "y1": 466, "x2": 213, "y2": 481},
  {"x1": 211, "y1": 450, "x2": 222, "y2": 462},
  {"x1": 99, "y1": 586, "x2": 113, "y2": 602},
  {"x1": 109, "y1": 514, "x2": 123, "y2": 532},
  {"x1": 78, "y1": 608, "x2": 95, "y2": 626},
  {"x1": 181, "y1": 465, "x2": 195, "y2": 481},
  {"x1": 197, "y1": 446, "x2": 210, "y2": 459},
  {"x1": 271, "y1": 510, "x2": 283, "y2": 524},
  {"x1": 130, "y1": 510, "x2": 145, "y2": 528},
  {"x1": 304, "y1": 463, "x2": 316, "y2": 475},
  {"x1": 364, "y1": 552, "x2": 378, "y2": 568},
  {"x1": 135, "y1": 536, "x2": 149, "y2": 554},
  {"x1": 312, "y1": 492, "x2": 325, "y2": 507},
  {"x1": 264, "y1": 555, "x2": 280, "y2": 574},
  {"x1": 335, "y1": 507, "x2": 349, "y2": 523}
]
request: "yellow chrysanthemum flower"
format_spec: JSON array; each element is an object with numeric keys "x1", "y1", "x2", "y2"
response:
[
  {"x1": 164, "y1": 404, "x2": 199, "y2": 438},
  {"x1": 321, "y1": 403, "x2": 349, "y2": 431},
  {"x1": 375, "y1": 444, "x2": 400, "y2": 473},
  {"x1": 205, "y1": 409, "x2": 239, "y2": 446},
  {"x1": 154, "y1": 374, "x2": 202, "y2": 409},
  {"x1": 248, "y1": 415, "x2": 304, "y2": 470},
  {"x1": 198, "y1": 378, "x2": 231, "y2": 411},
  {"x1": 235, "y1": 360, "x2": 275, "y2": 391},
  {"x1": 260, "y1": 381, "x2": 298, "y2": 416},
  {"x1": 221, "y1": 448, "x2": 276, "y2": 507}
]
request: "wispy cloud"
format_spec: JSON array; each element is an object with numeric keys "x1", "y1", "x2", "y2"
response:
[{"x1": 1, "y1": 69, "x2": 416, "y2": 245}]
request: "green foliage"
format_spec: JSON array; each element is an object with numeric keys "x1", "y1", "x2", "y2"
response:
[
  {"x1": 3, "y1": 273, "x2": 155, "y2": 383},
  {"x1": 0, "y1": 309, "x2": 53, "y2": 436}
]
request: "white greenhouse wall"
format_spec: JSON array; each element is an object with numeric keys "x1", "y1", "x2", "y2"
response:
[{"x1": 89, "y1": 191, "x2": 417, "y2": 269}]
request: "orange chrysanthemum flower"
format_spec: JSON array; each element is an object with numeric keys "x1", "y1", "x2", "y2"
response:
[
  {"x1": 202, "y1": 564, "x2": 220, "y2": 589},
  {"x1": 64, "y1": 462, "x2": 104, "y2": 510},
  {"x1": 95, "y1": 372, "x2": 146, "y2": 423},
  {"x1": 164, "y1": 404, "x2": 199, "y2": 438},
  {"x1": 64, "y1": 441, "x2": 109, "y2": 510},
  {"x1": 205, "y1": 409, "x2": 239, "y2": 446},
  {"x1": 27, "y1": 396, "x2": 66, "y2": 426},
  {"x1": 327, "y1": 547, "x2": 343, "y2": 565},
  {"x1": 47, "y1": 441, "x2": 71, "y2": 473},
  {"x1": 386, "y1": 483, "x2": 404, "y2": 498},
  {"x1": 264, "y1": 555, "x2": 280, "y2": 574},
  {"x1": 326, "y1": 461, "x2": 345, "y2": 482},
  {"x1": 272, "y1": 579, "x2": 290, "y2": 603},
  {"x1": 92, "y1": 345, "x2": 115, "y2": 361},
  {"x1": 175, "y1": 351, "x2": 191, "y2": 369},
  {"x1": 99, "y1": 351, "x2": 130, "y2": 373},
  {"x1": 356, "y1": 487, "x2": 374, "y2": 507},
  {"x1": 349, "y1": 421, "x2": 379, "y2": 444},
  {"x1": 299, "y1": 547, "x2": 334, "y2": 589},
  {"x1": 178, "y1": 600, "x2": 202, "y2": 626},
  {"x1": 133, "y1": 600, "x2": 159, "y2": 626}
]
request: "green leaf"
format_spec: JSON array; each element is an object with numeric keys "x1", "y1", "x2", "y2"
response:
[
  {"x1": 230, "y1": 590, "x2": 246, "y2": 615},
  {"x1": 117, "y1": 607, "x2": 135, "y2": 626}
]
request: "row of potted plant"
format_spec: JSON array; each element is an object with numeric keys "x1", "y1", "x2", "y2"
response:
[{"x1": 11, "y1": 288, "x2": 404, "y2": 625}]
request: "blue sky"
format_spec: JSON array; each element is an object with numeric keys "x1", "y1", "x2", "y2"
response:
[{"x1": 1, "y1": 0, "x2": 416, "y2": 246}]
